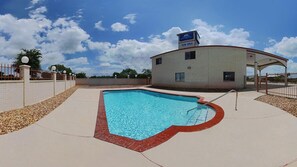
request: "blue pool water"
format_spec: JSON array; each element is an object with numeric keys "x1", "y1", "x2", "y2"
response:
[{"x1": 103, "y1": 90, "x2": 215, "y2": 140}]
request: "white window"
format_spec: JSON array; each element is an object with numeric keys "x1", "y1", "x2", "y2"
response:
[{"x1": 175, "y1": 72, "x2": 185, "y2": 82}]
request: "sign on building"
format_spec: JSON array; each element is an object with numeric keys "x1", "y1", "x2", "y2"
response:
[{"x1": 177, "y1": 31, "x2": 200, "y2": 49}]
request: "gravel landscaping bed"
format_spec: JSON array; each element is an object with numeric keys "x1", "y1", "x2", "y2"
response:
[
  {"x1": 0, "y1": 87, "x2": 78, "y2": 135},
  {"x1": 256, "y1": 95, "x2": 297, "y2": 117}
]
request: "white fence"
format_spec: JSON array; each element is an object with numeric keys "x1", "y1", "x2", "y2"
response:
[{"x1": 0, "y1": 65, "x2": 75, "y2": 112}]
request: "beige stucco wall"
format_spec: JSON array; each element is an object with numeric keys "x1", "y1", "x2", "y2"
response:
[
  {"x1": 76, "y1": 78, "x2": 149, "y2": 86},
  {"x1": 152, "y1": 47, "x2": 246, "y2": 89},
  {"x1": 0, "y1": 68, "x2": 75, "y2": 112},
  {"x1": 27, "y1": 81, "x2": 54, "y2": 105},
  {"x1": 66, "y1": 80, "x2": 71, "y2": 89},
  {"x1": 56, "y1": 81, "x2": 65, "y2": 94},
  {"x1": 0, "y1": 81, "x2": 23, "y2": 112}
]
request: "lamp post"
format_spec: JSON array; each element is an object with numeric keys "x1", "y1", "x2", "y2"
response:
[
  {"x1": 21, "y1": 56, "x2": 29, "y2": 64},
  {"x1": 20, "y1": 56, "x2": 30, "y2": 106},
  {"x1": 51, "y1": 65, "x2": 56, "y2": 71}
]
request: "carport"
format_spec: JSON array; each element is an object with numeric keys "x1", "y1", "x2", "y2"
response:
[{"x1": 246, "y1": 49, "x2": 288, "y2": 86}]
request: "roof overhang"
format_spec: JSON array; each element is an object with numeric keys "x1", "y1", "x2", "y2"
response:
[{"x1": 246, "y1": 48, "x2": 288, "y2": 70}]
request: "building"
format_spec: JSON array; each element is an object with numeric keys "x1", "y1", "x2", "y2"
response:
[{"x1": 151, "y1": 31, "x2": 288, "y2": 90}]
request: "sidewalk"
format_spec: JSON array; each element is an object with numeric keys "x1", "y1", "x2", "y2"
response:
[
  {"x1": 0, "y1": 88, "x2": 155, "y2": 167},
  {"x1": 0, "y1": 87, "x2": 297, "y2": 167}
]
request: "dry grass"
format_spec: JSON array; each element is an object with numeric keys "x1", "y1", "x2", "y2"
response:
[
  {"x1": 256, "y1": 95, "x2": 297, "y2": 117},
  {"x1": 0, "y1": 87, "x2": 78, "y2": 135}
]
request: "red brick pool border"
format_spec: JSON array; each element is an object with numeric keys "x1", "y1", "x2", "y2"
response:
[{"x1": 94, "y1": 89, "x2": 224, "y2": 152}]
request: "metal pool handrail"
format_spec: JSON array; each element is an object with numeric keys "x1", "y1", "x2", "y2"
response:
[
  {"x1": 186, "y1": 89, "x2": 238, "y2": 125},
  {"x1": 186, "y1": 89, "x2": 238, "y2": 115}
]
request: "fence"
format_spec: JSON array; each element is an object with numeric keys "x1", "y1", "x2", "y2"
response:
[
  {"x1": 76, "y1": 78, "x2": 151, "y2": 86},
  {"x1": 0, "y1": 64, "x2": 71, "y2": 81},
  {"x1": 0, "y1": 64, "x2": 76, "y2": 112},
  {"x1": 0, "y1": 64, "x2": 20, "y2": 80},
  {"x1": 257, "y1": 73, "x2": 297, "y2": 98}
]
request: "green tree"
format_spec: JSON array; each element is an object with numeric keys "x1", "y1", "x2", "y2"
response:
[
  {"x1": 112, "y1": 72, "x2": 121, "y2": 78},
  {"x1": 48, "y1": 64, "x2": 73, "y2": 74},
  {"x1": 142, "y1": 69, "x2": 151, "y2": 77},
  {"x1": 13, "y1": 49, "x2": 42, "y2": 70},
  {"x1": 120, "y1": 68, "x2": 137, "y2": 78},
  {"x1": 76, "y1": 72, "x2": 87, "y2": 78}
]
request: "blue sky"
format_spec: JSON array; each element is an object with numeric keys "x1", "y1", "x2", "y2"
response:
[{"x1": 0, "y1": 0, "x2": 297, "y2": 76}]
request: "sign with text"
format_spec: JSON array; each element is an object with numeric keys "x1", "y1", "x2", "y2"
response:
[
  {"x1": 179, "y1": 32, "x2": 194, "y2": 41},
  {"x1": 177, "y1": 31, "x2": 200, "y2": 49}
]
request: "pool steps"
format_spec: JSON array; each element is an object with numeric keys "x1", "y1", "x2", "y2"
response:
[{"x1": 186, "y1": 89, "x2": 238, "y2": 125}]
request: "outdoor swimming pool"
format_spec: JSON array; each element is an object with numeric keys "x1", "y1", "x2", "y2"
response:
[{"x1": 103, "y1": 89, "x2": 216, "y2": 140}]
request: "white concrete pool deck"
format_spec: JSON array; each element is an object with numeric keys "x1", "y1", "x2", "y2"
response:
[{"x1": 0, "y1": 86, "x2": 297, "y2": 167}]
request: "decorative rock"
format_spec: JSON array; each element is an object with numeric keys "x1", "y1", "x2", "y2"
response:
[
  {"x1": 0, "y1": 87, "x2": 78, "y2": 135},
  {"x1": 256, "y1": 95, "x2": 297, "y2": 117}
]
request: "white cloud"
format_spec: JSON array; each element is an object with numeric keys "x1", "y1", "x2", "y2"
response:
[
  {"x1": 52, "y1": 18, "x2": 78, "y2": 28},
  {"x1": 100, "y1": 62, "x2": 111, "y2": 67},
  {"x1": 0, "y1": 8, "x2": 90, "y2": 72},
  {"x1": 29, "y1": 6, "x2": 47, "y2": 18},
  {"x1": 87, "y1": 40, "x2": 111, "y2": 50},
  {"x1": 64, "y1": 57, "x2": 89, "y2": 66},
  {"x1": 264, "y1": 37, "x2": 297, "y2": 58},
  {"x1": 75, "y1": 9, "x2": 83, "y2": 19},
  {"x1": 0, "y1": 14, "x2": 42, "y2": 57},
  {"x1": 94, "y1": 21, "x2": 106, "y2": 31},
  {"x1": 192, "y1": 19, "x2": 254, "y2": 47},
  {"x1": 26, "y1": 0, "x2": 42, "y2": 10},
  {"x1": 41, "y1": 52, "x2": 65, "y2": 66},
  {"x1": 123, "y1": 14, "x2": 137, "y2": 24},
  {"x1": 95, "y1": 28, "x2": 179, "y2": 73},
  {"x1": 111, "y1": 22, "x2": 129, "y2": 32},
  {"x1": 0, "y1": 56, "x2": 14, "y2": 64},
  {"x1": 44, "y1": 25, "x2": 89, "y2": 54},
  {"x1": 31, "y1": 0, "x2": 41, "y2": 5}
]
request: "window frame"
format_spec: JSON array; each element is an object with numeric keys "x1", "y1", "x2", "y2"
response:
[
  {"x1": 185, "y1": 51, "x2": 196, "y2": 60},
  {"x1": 156, "y1": 57, "x2": 162, "y2": 65},
  {"x1": 175, "y1": 72, "x2": 185, "y2": 82},
  {"x1": 223, "y1": 71, "x2": 235, "y2": 82}
]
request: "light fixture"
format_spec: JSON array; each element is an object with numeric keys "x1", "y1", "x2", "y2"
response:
[
  {"x1": 63, "y1": 70, "x2": 66, "y2": 74},
  {"x1": 135, "y1": 74, "x2": 138, "y2": 78},
  {"x1": 51, "y1": 65, "x2": 56, "y2": 71},
  {"x1": 21, "y1": 56, "x2": 29, "y2": 64},
  {"x1": 69, "y1": 73, "x2": 72, "y2": 75}
]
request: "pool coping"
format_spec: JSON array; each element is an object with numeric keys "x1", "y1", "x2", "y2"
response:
[{"x1": 94, "y1": 88, "x2": 224, "y2": 152}]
